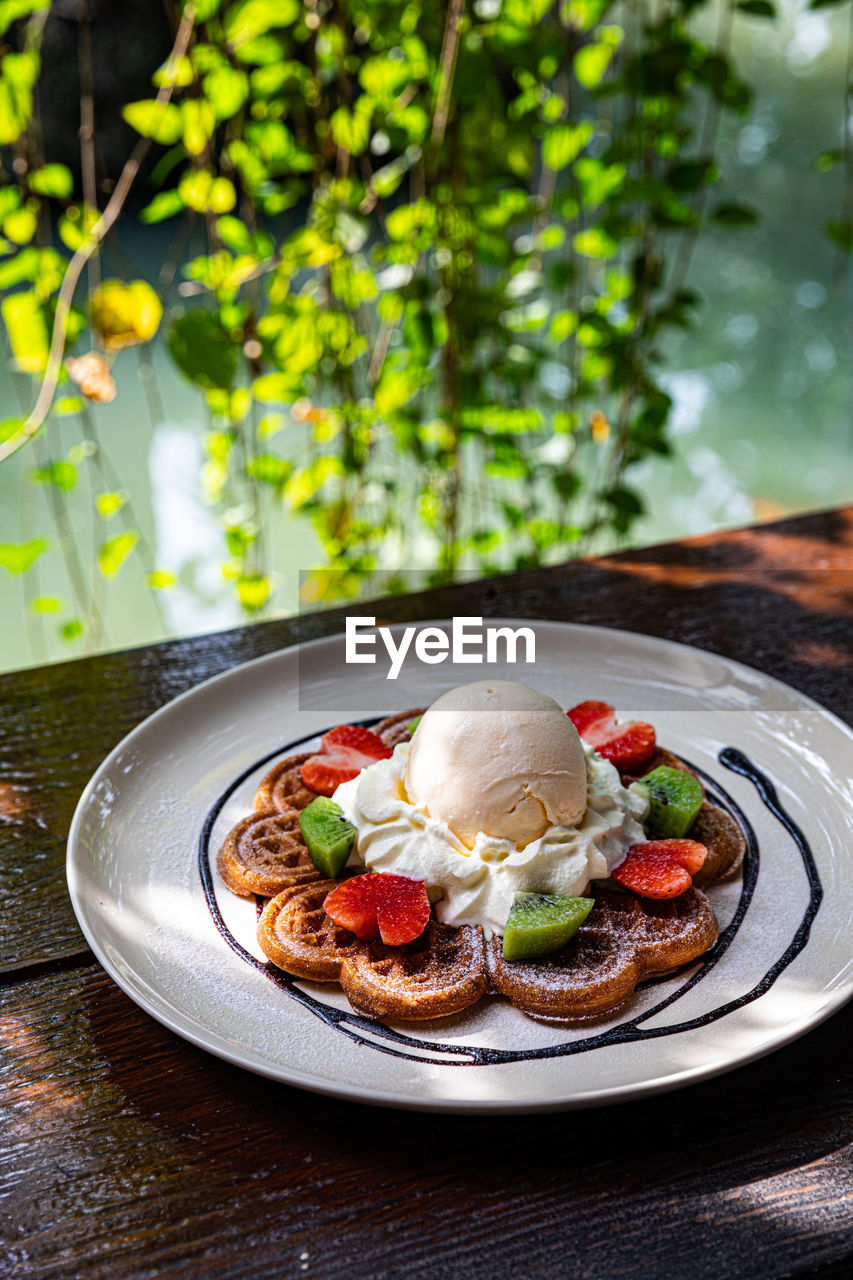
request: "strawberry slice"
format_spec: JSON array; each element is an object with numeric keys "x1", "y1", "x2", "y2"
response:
[
  {"x1": 324, "y1": 873, "x2": 431, "y2": 946},
  {"x1": 612, "y1": 839, "x2": 708, "y2": 899},
  {"x1": 648, "y1": 838, "x2": 708, "y2": 876},
  {"x1": 567, "y1": 700, "x2": 656, "y2": 771},
  {"x1": 567, "y1": 700, "x2": 613, "y2": 737},
  {"x1": 301, "y1": 724, "x2": 392, "y2": 797}
]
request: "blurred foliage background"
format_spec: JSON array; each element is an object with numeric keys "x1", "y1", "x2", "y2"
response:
[{"x1": 0, "y1": 0, "x2": 850, "y2": 670}]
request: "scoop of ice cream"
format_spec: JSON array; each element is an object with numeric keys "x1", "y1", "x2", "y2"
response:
[{"x1": 404, "y1": 680, "x2": 587, "y2": 849}]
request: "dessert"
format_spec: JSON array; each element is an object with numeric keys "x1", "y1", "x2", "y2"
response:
[{"x1": 217, "y1": 680, "x2": 745, "y2": 1024}]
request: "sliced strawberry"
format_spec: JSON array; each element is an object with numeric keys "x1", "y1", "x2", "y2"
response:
[
  {"x1": 567, "y1": 700, "x2": 656, "y2": 771},
  {"x1": 642, "y1": 838, "x2": 708, "y2": 876},
  {"x1": 300, "y1": 723, "x2": 392, "y2": 797},
  {"x1": 612, "y1": 839, "x2": 708, "y2": 899},
  {"x1": 300, "y1": 760, "x2": 356, "y2": 795},
  {"x1": 324, "y1": 873, "x2": 431, "y2": 946},
  {"x1": 612, "y1": 849, "x2": 691, "y2": 899},
  {"x1": 320, "y1": 724, "x2": 392, "y2": 760},
  {"x1": 596, "y1": 722, "x2": 656, "y2": 771},
  {"x1": 567, "y1": 700, "x2": 613, "y2": 737}
]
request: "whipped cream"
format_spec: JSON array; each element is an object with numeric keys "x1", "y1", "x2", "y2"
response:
[{"x1": 333, "y1": 741, "x2": 648, "y2": 935}]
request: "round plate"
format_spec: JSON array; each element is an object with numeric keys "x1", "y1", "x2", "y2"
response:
[{"x1": 66, "y1": 621, "x2": 853, "y2": 1112}]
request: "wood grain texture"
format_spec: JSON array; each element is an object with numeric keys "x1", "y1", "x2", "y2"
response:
[
  {"x1": 2, "y1": 507, "x2": 850, "y2": 971},
  {"x1": 1, "y1": 508, "x2": 851, "y2": 1280},
  {"x1": 1, "y1": 964, "x2": 851, "y2": 1280}
]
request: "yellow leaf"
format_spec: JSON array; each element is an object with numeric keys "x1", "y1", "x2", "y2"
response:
[{"x1": 90, "y1": 280, "x2": 162, "y2": 350}]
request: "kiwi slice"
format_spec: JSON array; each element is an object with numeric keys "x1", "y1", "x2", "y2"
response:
[
  {"x1": 406, "y1": 715, "x2": 422, "y2": 736},
  {"x1": 633, "y1": 765, "x2": 703, "y2": 838},
  {"x1": 298, "y1": 797, "x2": 357, "y2": 878},
  {"x1": 502, "y1": 893, "x2": 594, "y2": 962}
]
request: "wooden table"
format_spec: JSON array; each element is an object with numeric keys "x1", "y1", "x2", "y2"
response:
[{"x1": 3, "y1": 508, "x2": 852, "y2": 1280}]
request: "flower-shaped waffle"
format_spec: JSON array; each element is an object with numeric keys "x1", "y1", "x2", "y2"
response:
[
  {"x1": 218, "y1": 809, "x2": 321, "y2": 898},
  {"x1": 216, "y1": 705, "x2": 745, "y2": 1024},
  {"x1": 340, "y1": 920, "x2": 489, "y2": 1020},
  {"x1": 257, "y1": 880, "x2": 365, "y2": 981},
  {"x1": 253, "y1": 752, "x2": 317, "y2": 813},
  {"x1": 486, "y1": 887, "x2": 717, "y2": 1020}
]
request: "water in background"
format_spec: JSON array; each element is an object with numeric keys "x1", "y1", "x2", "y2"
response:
[{"x1": 1, "y1": 0, "x2": 850, "y2": 673}]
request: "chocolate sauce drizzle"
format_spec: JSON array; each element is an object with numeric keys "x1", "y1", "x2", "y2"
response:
[{"x1": 199, "y1": 735, "x2": 821, "y2": 1068}]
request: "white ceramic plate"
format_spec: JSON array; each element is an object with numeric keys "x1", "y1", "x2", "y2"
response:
[{"x1": 67, "y1": 621, "x2": 853, "y2": 1112}]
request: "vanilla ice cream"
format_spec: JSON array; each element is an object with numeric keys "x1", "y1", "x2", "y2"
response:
[
  {"x1": 405, "y1": 680, "x2": 588, "y2": 848},
  {"x1": 332, "y1": 681, "x2": 649, "y2": 935}
]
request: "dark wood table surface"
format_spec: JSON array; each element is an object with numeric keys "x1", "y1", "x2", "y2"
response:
[{"x1": 3, "y1": 508, "x2": 852, "y2": 1280}]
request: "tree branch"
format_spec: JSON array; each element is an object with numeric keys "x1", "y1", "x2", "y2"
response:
[{"x1": 0, "y1": 1, "x2": 197, "y2": 466}]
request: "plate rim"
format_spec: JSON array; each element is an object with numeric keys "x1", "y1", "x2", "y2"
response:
[{"x1": 65, "y1": 618, "x2": 853, "y2": 1112}]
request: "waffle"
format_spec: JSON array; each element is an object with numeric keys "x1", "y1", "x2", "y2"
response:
[
  {"x1": 254, "y1": 752, "x2": 318, "y2": 813},
  {"x1": 691, "y1": 801, "x2": 746, "y2": 885},
  {"x1": 340, "y1": 920, "x2": 489, "y2": 1020},
  {"x1": 258, "y1": 880, "x2": 367, "y2": 981},
  {"x1": 487, "y1": 886, "x2": 717, "y2": 1020},
  {"x1": 217, "y1": 809, "x2": 321, "y2": 898},
  {"x1": 223, "y1": 724, "x2": 740, "y2": 1024},
  {"x1": 373, "y1": 707, "x2": 426, "y2": 749}
]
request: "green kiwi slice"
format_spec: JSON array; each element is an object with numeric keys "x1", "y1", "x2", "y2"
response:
[
  {"x1": 502, "y1": 893, "x2": 595, "y2": 962},
  {"x1": 298, "y1": 797, "x2": 357, "y2": 878},
  {"x1": 633, "y1": 765, "x2": 703, "y2": 838}
]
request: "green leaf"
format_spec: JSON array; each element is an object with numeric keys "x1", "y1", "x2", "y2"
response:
[
  {"x1": 283, "y1": 456, "x2": 344, "y2": 510},
  {"x1": 29, "y1": 594, "x2": 61, "y2": 613},
  {"x1": 736, "y1": 0, "x2": 775, "y2": 14},
  {"x1": 0, "y1": 247, "x2": 38, "y2": 289},
  {"x1": 147, "y1": 569, "x2": 177, "y2": 588},
  {"x1": 2, "y1": 204, "x2": 37, "y2": 245},
  {"x1": 30, "y1": 461, "x2": 77, "y2": 492},
  {"x1": 374, "y1": 367, "x2": 419, "y2": 416},
  {"x1": 1, "y1": 291, "x2": 49, "y2": 372},
  {"x1": 140, "y1": 190, "x2": 184, "y2": 224},
  {"x1": 181, "y1": 99, "x2": 216, "y2": 155},
  {"x1": 224, "y1": 0, "x2": 299, "y2": 47},
  {"x1": 574, "y1": 40, "x2": 618, "y2": 89},
  {"x1": 58, "y1": 204, "x2": 98, "y2": 252},
  {"x1": 168, "y1": 311, "x2": 238, "y2": 389},
  {"x1": 550, "y1": 310, "x2": 577, "y2": 341},
  {"x1": 572, "y1": 226, "x2": 620, "y2": 258},
  {"x1": 0, "y1": 50, "x2": 38, "y2": 145},
  {"x1": 28, "y1": 163, "x2": 73, "y2": 199},
  {"x1": 330, "y1": 104, "x2": 372, "y2": 156},
  {"x1": 95, "y1": 491, "x2": 126, "y2": 519},
  {"x1": 712, "y1": 202, "x2": 759, "y2": 226},
  {"x1": 235, "y1": 572, "x2": 271, "y2": 613},
  {"x1": 178, "y1": 169, "x2": 236, "y2": 213},
  {"x1": 542, "y1": 122, "x2": 593, "y2": 171},
  {"x1": 204, "y1": 65, "x2": 249, "y2": 119},
  {"x1": 0, "y1": 538, "x2": 48, "y2": 574},
  {"x1": 246, "y1": 453, "x2": 291, "y2": 485},
  {"x1": 98, "y1": 531, "x2": 139, "y2": 578},
  {"x1": 122, "y1": 100, "x2": 183, "y2": 146},
  {"x1": 216, "y1": 215, "x2": 254, "y2": 253},
  {"x1": 0, "y1": 1, "x2": 47, "y2": 37},
  {"x1": 54, "y1": 397, "x2": 83, "y2": 416},
  {"x1": 826, "y1": 220, "x2": 853, "y2": 252},
  {"x1": 59, "y1": 619, "x2": 84, "y2": 642},
  {"x1": 603, "y1": 486, "x2": 644, "y2": 534},
  {"x1": 461, "y1": 405, "x2": 544, "y2": 435}
]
